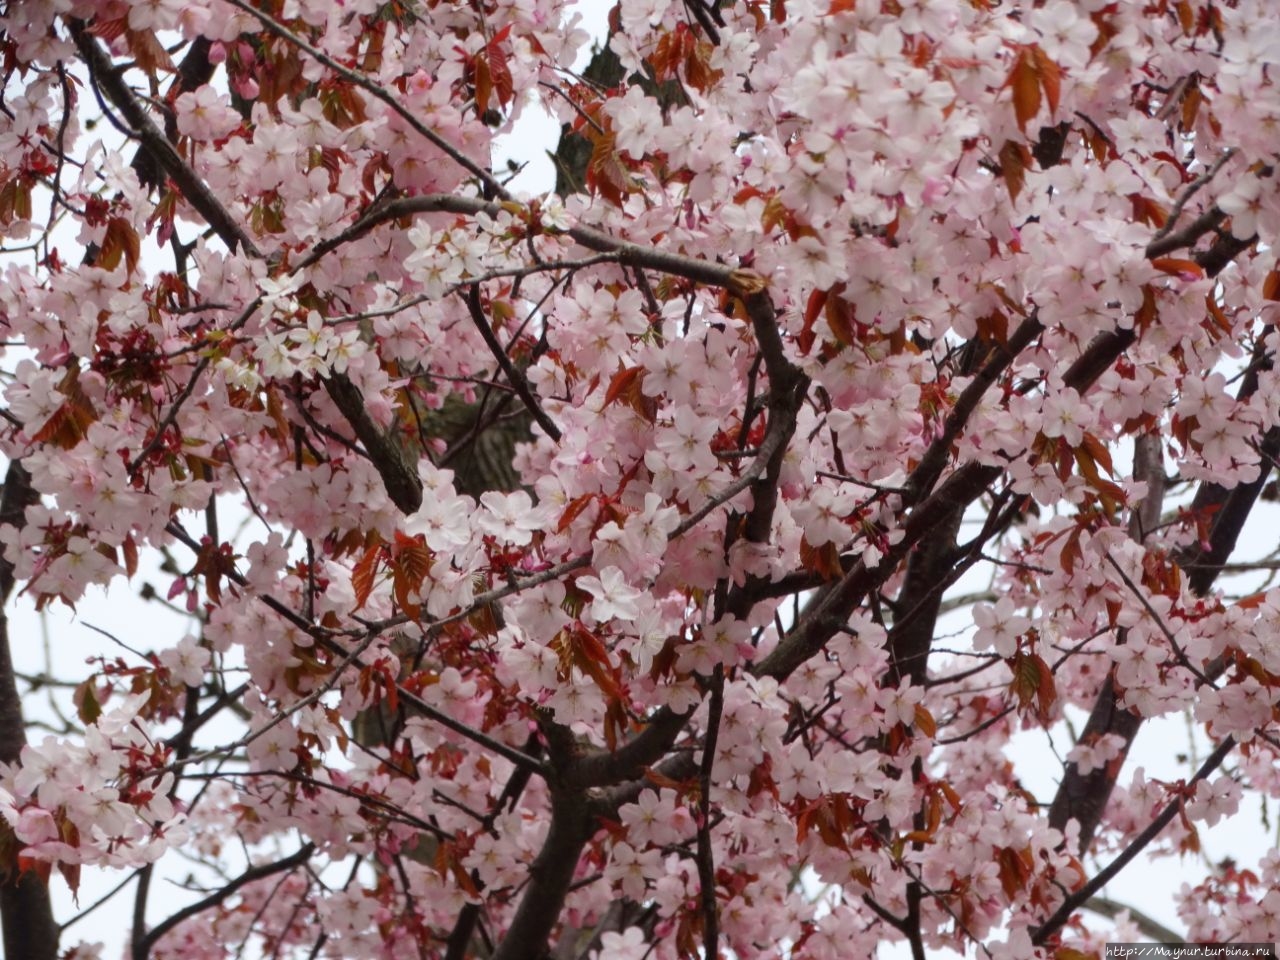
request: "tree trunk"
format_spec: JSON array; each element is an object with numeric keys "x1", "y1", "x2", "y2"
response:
[{"x1": 0, "y1": 461, "x2": 60, "y2": 960}]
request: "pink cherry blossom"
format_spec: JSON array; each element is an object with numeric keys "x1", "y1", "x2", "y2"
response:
[
  {"x1": 578, "y1": 566, "x2": 642, "y2": 623},
  {"x1": 478, "y1": 490, "x2": 543, "y2": 545},
  {"x1": 174, "y1": 86, "x2": 241, "y2": 142},
  {"x1": 973, "y1": 597, "x2": 1031, "y2": 658},
  {"x1": 1028, "y1": 2, "x2": 1098, "y2": 71}
]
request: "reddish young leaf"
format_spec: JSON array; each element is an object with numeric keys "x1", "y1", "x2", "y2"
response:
[
  {"x1": 996, "y1": 845, "x2": 1034, "y2": 900},
  {"x1": 1008, "y1": 651, "x2": 1057, "y2": 724},
  {"x1": 1151, "y1": 257, "x2": 1205, "y2": 279},
  {"x1": 1032, "y1": 46, "x2": 1062, "y2": 116},
  {"x1": 557, "y1": 494, "x2": 598, "y2": 533},
  {"x1": 473, "y1": 53, "x2": 494, "y2": 117},
  {"x1": 122, "y1": 534, "x2": 139, "y2": 579},
  {"x1": 604, "y1": 365, "x2": 646, "y2": 407},
  {"x1": 587, "y1": 130, "x2": 634, "y2": 206},
  {"x1": 1262, "y1": 267, "x2": 1280, "y2": 301},
  {"x1": 74, "y1": 677, "x2": 103, "y2": 726},
  {"x1": 1007, "y1": 47, "x2": 1042, "y2": 132},
  {"x1": 999, "y1": 140, "x2": 1031, "y2": 202},
  {"x1": 125, "y1": 28, "x2": 175, "y2": 74},
  {"x1": 100, "y1": 217, "x2": 141, "y2": 275},
  {"x1": 351, "y1": 543, "x2": 383, "y2": 611}
]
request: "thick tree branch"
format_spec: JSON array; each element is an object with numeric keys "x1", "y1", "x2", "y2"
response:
[
  {"x1": 70, "y1": 21, "x2": 439, "y2": 522},
  {"x1": 756, "y1": 183, "x2": 1257, "y2": 685},
  {"x1": 883, "y1": 508, "x2": 965, "y2": 688},
  {"x1": 565, "y1": 705, "x2": 691, "y2": 790},
  {"x1": 906, "y1": 314, "x2": 1043, "y2": 503},
  {"x1": 1048, "y1": 434, "x2": 1166, "y2": 851},
  {"x1": 490, "y1": 731, "x2": 597, "y2": 960},
  {"x1": 322, "y1": 372, "x2": 424, "y2": 514},
  {"x1": 131, "y1": 37, "x2": 217, "y2": 192},
  {"x1": 67, "y1": 21, "x2": 260, "y2": 257},
  {"x1": 1145, "y1": 148, "x2": 1238, "y2": 256},
  {"x1": 133, "y1": 843, "x2": 316, "y2": 957},
  {"x1": 1033, "y1": 737, "x2": 1235, "y2": 946},
  {"x1": 0, "y1": 461, "x2": 59, "y2": 960},
  {"x1": 1050, "y1": 335, "x2": 1280, "y2": 853},
  {"x1": 1085, "y1": 895, "x2": 1182, "y2": 944},
  {"x1": 488, "y1": 840, "x2": 575, "y2": 959},
  {"x1": 463, "y1": 285, "x2": 562, "y2": 442},
  {"x1": 299, "y1": 193, "x2": 745, "y2": 291},
  {"x1": 696, "y1": 666, "x2": 724, "y2": 960}
]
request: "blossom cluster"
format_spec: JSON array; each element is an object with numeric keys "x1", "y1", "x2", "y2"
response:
[{"x1": 0, "y1": 693, "x2": 186, "y2": 876}]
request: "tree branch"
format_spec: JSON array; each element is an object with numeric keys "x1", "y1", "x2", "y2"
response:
[
  {"x1": 696, "y1": 666, "x2": 724, "y2": 960},
  {"x1": 1050, "y1": 337, "x2": 1280, "y2": 853},
  {"x1": 322, "y1": 372, "x2": 424, "y2": 514},
  {"x1": 67, "y1": 21, "x2": 260, "y2": 257},
  {"x1": 463, "y1": 284, "x2": 562, "y2": 442},
  {"x1": 135, "y1": 843, "x2": 316, "y2": 956},
  {"x1": 0, "y1": 461, "x2": 59, "y2": 960},
  {"x1": 1032, "y1": 737, "x2": 1235, "y2": 946},
  {"x1": 221, "y1": 0, "x2": 508, "y2": 199},
  {"x1": 1085, "y1": 895, "x2": 1183, "y2": 944}
]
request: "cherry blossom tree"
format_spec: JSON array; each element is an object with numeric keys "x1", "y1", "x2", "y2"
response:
[{"x1": 1, "y1": 1, "x2": 1280, "y2": 959}]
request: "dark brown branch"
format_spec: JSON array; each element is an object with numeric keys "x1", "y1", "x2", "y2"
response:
[
  {"x1": 565, "y1": 705, "x2": 691, "y2": 790},
  {"x1": 444, "y1": 735, "x2": 543, "y2": 960},
  {"x1": 593, "y1": 752, "x2": 699, "y2": 816},
  {"x1": 1198, "y1": 231, "x2": 1257, "y2": 277},
  {"x1": 695, "y1": 666, "x2": 725, "y2": 960},
  {"x1": 567, "y1": 294, "x2": 806, "y2": 787},
  {"x1": 490, "y1": 733, "x2": 597, "y2": 960},
  {"x1": 1050, "y1": 338, "x2": 1280, "y2": 852},
  {"x1": 160, "y1": 520, "x2": 546, "y2": 775},
  {"x1": 132, "y1": 37, "x2": 217, "y2": 192},
  {"x1": 758, "y1": 193, "x2": 1259, "y2": 686},
  {"x1": 322, "y1": 373, "x2": 423, "y2": 515},
  {"x1": 1048, "y1": 434, "x2": 1166, "y2": 851},
  {"x1": 493, "y1": 753, "x2": 698, "y2": 960},
  {"x1": 1146, "y1": 206, "x2": 1228, "y2": 258},
  {"x1": 463, "y1": 285, "x2": 562, "y2": 442},
  {"x1": 222, "y1": 0, "x2": 508, "y2": 200},
  {"x1": 127, "y1": 356, "x2": 214, "y2": 477},
  {"x1": 67, "y1": 21, "x2": 260, "y2": 257},
  {"x1": 298, "y1": 194, "x2": 739, "y2": 291},
  {"x1": 1046, "y1": 672, "x2": 1143, "y2": 853},
  {"x1": 753, "y1": 447, "x2": 1002, "y2": 682},
  {"x1": 1085, "y1": 895, "x2": 1182, "y2": 944},
  {"x1": 1145, "y1": 148, "x2": 1238, "y2": 257},
  {"x1": 134, "y1": 843, "x2": 316, "y2": 956},
  {"x1": 70, "y1": 22, "x2": 437, "y2": 520},
  {"x1": 494, "y1": 807, "x2": 591, "y2": 959},
  {"x1": 0, "y1": 462, "x2": 59, "y2": 960},
  {"x1": 1032, "y1": 737, "x2": 1234, "y2": 946},
  {"x1": 906, "y1": 314, "x2": 1043, "y2": 504},
  {"x1": 884, "y1": 508, "x2": 965, "y2": 689}
]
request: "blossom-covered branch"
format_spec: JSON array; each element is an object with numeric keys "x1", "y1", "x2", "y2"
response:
[{"x1": 1, "y1": 2, "x2": 1279, "y2": 959}]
